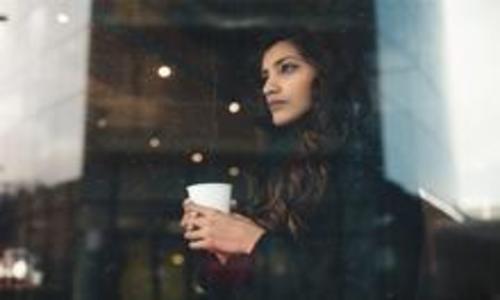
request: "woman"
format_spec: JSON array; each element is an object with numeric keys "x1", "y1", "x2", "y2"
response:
[{"x1": 181, "y1": 31, "x2": 423, "y2": 300}]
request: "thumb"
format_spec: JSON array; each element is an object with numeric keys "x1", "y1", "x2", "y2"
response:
[{"x1": 232, "y1": 213, "x2": 252, "y2": 223}]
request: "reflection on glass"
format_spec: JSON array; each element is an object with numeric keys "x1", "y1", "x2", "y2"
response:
[
  {"x1": 157, "y1": 65, "x2": 173, "y2": 78},
  {"x1": 377, "y1": 0, "x2": 500, "y2": 220},
  {"x1": 56, "y1": 13, "x2": 70, "y2": 24},
  {"x1": 0, "y1": 1, "x2": 499, "y2": 300}
]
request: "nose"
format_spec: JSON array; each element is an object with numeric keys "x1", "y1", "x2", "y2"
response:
[{"x1": 262, "y1": 75, "x2": 279, "y2": 97}]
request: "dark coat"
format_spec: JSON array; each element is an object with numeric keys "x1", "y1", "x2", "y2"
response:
[{"x1": 196, "y1": 156, "x2": 424, "y2": 300}]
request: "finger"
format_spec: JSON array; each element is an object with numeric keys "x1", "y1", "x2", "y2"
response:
[
  {"x1": 188, "y1": 239, "x2": 210, "y2": 250},
  {"x1": 185, "y1": 202, "x2": 220, "y2": 216},
  {"x1": 232, "y1": 213, "x2": 246, "y2": 220},
  {"x1": 180, "y1": 211, "x2": 191, "y2": 227},
  {"x1": 184, "y1": 228, "x2": 205, "y2": 240},
  {"x1": 180, "y1": 211, "x2": 199, "y2": 229},
  {"x1": 180, "y1": 214, "x2": 188, "y2": 228},
  {"x1": 180, "y1": 210, "x2": 195, "y2": 226},
  {"x1": 186, "y1": 213, "x2": 200, "y2": 231},
  {"x1": 189, "y1": 216, "x2": 210, "y2": 228},
  {"x1": 232, "y1": 213, "x2": 252, "y2": 223},
  {"x1": 182, "y1": 199, "x2": 193, "y2": 212},
  {"x1": 181, "y1": 217, "x2": 194, "y2": 231}
]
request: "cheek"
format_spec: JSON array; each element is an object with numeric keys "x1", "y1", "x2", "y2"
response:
[{"x1": 296, "y1": 79, "x2": 315, "y2": 110}]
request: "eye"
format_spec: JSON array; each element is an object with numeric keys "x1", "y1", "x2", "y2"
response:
[{"x1": 279, "y1": 62, "x2": 298, "y2": 74}]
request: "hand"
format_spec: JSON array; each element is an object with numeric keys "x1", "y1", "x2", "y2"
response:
[
  {"x1": 180, "y1": 198, "x2": 198, "y2": 231},
  {"x1": 181, "y1": 201, "x2": 265, "y2": 255}
]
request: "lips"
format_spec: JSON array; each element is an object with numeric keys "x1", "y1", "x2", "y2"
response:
[{"x1": 267, "y1": 99, "x2": 287, "y2": 111}]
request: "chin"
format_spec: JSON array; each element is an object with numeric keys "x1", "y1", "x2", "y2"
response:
[
  {"x1": 272, "y1": 109, "x2": 311, "y2": 127},
  {"x1": 272, "y1": 120, "x2": 287, "y2": 127},
  {"x1": 272, "y1": 115, "x2": 295, "y2": 127},
  {"x1": 271, "y1": 114, "x2": 286, "y2": 126}
]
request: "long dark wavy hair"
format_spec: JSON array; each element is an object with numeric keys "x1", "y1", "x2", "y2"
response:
[{"x1": 250, "y1": 30, "x2": 355, "y2": 237}]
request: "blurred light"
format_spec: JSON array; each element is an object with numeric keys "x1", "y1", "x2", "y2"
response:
[
  {"x1": 149, "y1": 137, "x2": 161, "y2": 148},
  {"x1": 170, "y1": 253, "x2": 185, "y2": 266},
  {"x1": 0, "y1": 263, "x2": 6, "y2": 278},
  {"x1": 418, "y1": 188, "x2": 467, "y2": 223},
  {"x1": 228, "y1": 166, "x2": 240, "y2": 177},
  {"x1": 157, "y1": 65, "x2": 172, "y2": 78},
  {"x1": 56, "y1": 13, "x2": 70, "y2": 24},
  {"x1": 228, "y1": 101, "x2": 241, "y2": 114},
  {"x1": 85, "y1": 230, "x2": 103, "y2": 251},
  {"x1": 12, "y1": 260, "x2": 28, "y2": 279},
  {"x1": 193, "y1": 283, "x2": 206, "y2": 295},
  {"x1": 97, "y1": 118, "x2": 107, "y2": 129},
  {"x1": 30, "y1": 270, "x2": 44, "y2": 286},
  {"x1": 190, "y1": 152, "x2": 204, "y2": 164}
]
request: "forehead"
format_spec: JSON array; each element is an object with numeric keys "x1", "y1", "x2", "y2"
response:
[{"x1": 261, "y1": 41, "x2": 303, "y2": 68}]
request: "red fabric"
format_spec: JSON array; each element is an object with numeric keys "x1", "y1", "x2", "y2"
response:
[{"x1": 202, "y1": 253, "x2": 254, "y2": 286}]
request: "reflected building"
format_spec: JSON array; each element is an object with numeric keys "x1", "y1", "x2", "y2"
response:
[
  {"x1": 1, "y1": 0, "x2": 378, "y2": 299},
  {"x1": 2, "y1": 0, "x2": 500, "y2": 300}
]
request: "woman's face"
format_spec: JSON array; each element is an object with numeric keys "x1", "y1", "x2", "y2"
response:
[{"x1": 261, "y1": 40, "x2": 317, "y2": 127}]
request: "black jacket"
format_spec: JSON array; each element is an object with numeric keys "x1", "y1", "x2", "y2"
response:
[{"x1": 196, "y1": 157, "x2": 423, "y2": 300}]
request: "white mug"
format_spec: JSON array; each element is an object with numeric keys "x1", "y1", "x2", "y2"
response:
[{"x1": 186, "y1": 183, "x2": 233, "y2": 213}]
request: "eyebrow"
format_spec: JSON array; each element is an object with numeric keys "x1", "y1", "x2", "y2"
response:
[{"x1": 261, "y1": 55, "x2": 302, "y2": 77}]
